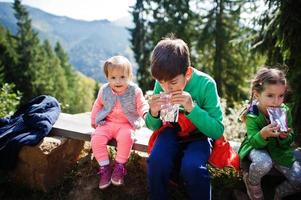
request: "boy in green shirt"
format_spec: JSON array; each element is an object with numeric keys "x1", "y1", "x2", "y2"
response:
[{"x1": 146, "y1": 36, "x2": 224, "y2": 200}]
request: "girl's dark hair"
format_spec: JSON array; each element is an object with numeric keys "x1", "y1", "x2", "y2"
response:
[
  {"x1": 240, "y1": 66, "x2": 288, "y2": 122},
  {"x1": 151, "y1": 35, "x2": 191, "y2": 81}
]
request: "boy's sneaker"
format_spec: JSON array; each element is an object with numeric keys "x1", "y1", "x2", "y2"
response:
[
  {"x1": 111, "y1": 162, "x2": 127, "y2": 186},
  {"x1": 97, "y1": 165, "x2": 112, "y2": 189},
  {"x1": 243, "y1": 172, "x2": 264, "y2": 200}
]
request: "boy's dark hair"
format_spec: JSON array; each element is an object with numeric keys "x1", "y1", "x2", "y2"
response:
[{"x1": 151, "y1": 36, "x2": 191, "y2": 81}]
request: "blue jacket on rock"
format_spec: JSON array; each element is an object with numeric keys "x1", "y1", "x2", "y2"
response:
[{"x1": 0, "y1": 95, "x2": 61, "y2": 170}]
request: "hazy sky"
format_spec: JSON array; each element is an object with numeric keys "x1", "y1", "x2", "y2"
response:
[{"x1": 1, "y1": 0, "x2": 136, "y2": 21}]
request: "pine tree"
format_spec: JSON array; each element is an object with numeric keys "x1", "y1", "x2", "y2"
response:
[
  {"x1": 54, "y1": 42, "x2": 76, "y2": 86},
  {"x1": 0, "y1": 26, "x2": 21, "y2": 116},
  {"x1": 54, "y1": 42, "x2": 80, "y2": 113},
  {"x1": 41, "y1": 40, "x2": 69, "y2": 104},
  {"x1": 129, "y1": 0, "x2": 154, "y2": 92},
  {"x1": 0, "y1": 26, "x2": 8, "y2": 84},
  {"x1": 0, "y1": 25, "x2": 18, "y2": 86},
  {"x1": 12, "y1": 0, "x2": 45, "y2": 103},
  {"x1": 196, "y1": 0, "x2": 256, "y2": 106},
  {"x1": 149, "y1": 0, "x2": 195, "y2": 49}
]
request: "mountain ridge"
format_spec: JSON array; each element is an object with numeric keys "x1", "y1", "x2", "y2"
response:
[{"x1": 0, "y1": 2, "x2": 135, "y2": 82}]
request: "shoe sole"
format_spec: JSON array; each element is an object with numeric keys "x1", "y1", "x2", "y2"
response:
[
  {"x1": 243, "y1": 173, "x2": 253, "y2": 199},
  {"x1": 99, "y1": 181, "x2": 111, "y2": 189},
  {"x1": 111, "y1": 179, "x2": 123, "y2": 186},
  {"x1": 243, "y1": 173, "x2": 264, "y2": 200}
]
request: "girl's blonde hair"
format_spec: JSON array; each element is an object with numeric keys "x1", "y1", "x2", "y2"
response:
[
  {"x1": 103, "y1": 55, "x2": 133, "y2": 80},
  {"x1": 240, "y1": 66, "x2": 288, "y2": 122}
]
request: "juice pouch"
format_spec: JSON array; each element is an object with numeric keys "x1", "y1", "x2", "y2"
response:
[{"x1": 267, "y1": 107, "x2": 288, "y2": 132}]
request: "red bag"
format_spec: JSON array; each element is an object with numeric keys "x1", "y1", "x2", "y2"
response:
[
  {"x1": 208, "y1": 135, "x2": 240, "y2": 170},
  {"x1": 147, "y1": 113, "x2": 196, "y2": 153}
]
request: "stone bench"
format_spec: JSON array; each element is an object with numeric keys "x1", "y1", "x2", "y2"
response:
[
  {"x1": 51, "y1": 112, "x2": 152, "y2": 152},
  {"x1": 11, "y1": 136, "x2": 84, "y2": 192},
  {"x1": 51, "y1": 112, "x2": 243, "y2": 153}
]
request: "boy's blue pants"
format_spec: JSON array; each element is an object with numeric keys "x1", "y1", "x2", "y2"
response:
[{"x1": 147, "y1": 128, "x2": 211, "y2": 200}]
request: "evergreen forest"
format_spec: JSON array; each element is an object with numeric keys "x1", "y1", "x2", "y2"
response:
[
  {"x1": 130, "y1": 0, "x2": 301, "y2": 143},
  {"x1": 1, "y1": 0, "x2": 301, "y2": 143}
]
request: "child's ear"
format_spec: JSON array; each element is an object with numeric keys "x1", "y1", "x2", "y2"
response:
[
  {"x1": 253, "y1": 90, "x2": 260, "y2": 99},
  {"x1": 185, "y1": 66, "x2": 193, "y2": 79}
]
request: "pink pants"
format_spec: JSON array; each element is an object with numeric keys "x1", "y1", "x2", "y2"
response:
[{"x1": 91, "y1": 121, "x2": 134, "y2": 164}]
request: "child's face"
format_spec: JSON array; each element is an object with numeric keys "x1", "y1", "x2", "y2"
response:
[
  {"x1": 158, "y1": 74, "x2": 188, "y2": 93},
  {"x1": 107, "y1": 67, "x2": 129, "y2": 93},
  {"x1": 255, "y1": 84, "x2": 286, "y2": 113}
]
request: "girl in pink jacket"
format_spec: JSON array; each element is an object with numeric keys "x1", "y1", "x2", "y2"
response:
[{"x1": 91, "y1": 56, "x2": 149, "y2": 189}]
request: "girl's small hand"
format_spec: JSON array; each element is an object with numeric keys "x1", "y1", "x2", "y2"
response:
[
  {"x1": 170, "y1": 91, "x2": 195, "y2": 113},
  {"x1": 148, "y1": 94, "x2": 166, "y2": 117},
  {"x1": 260, "y1": 123, "x2": 279, "y2": 139},
  {"x1": 91, "y1": 122, "x2": 96, "y2": 129},
  {"x1": 279, "y1": 128, "x2": 291, "y2": 139}
]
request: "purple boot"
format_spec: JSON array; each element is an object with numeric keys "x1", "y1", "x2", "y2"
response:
[
  {"x1": 111, "y1": 162, "x2": 127, "y2": 186},
  {"x1": 98, "y1": 165, "x2": 112, "y2": 189}
]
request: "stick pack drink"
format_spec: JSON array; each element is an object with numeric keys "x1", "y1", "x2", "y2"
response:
[
  {"x1": 267, "y1": 107, "x2": 288, "y2": 132},
  {"x1": 159, "y1": 92, "x2": 179, "y2": 123}
]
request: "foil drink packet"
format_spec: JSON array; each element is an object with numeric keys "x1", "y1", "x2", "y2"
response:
[
  {"x1": 267, "y1": 107, "x2": 288, "y2": 132},
  {"x1": 159, "y1": 92, "x2": 179, "y2": 123}
]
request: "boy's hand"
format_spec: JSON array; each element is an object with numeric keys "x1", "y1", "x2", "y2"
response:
[
  {"x1": 170, "y1": 91, "x2": 195, "y2": 113},
  {"x1": 148, "y1": 94, "x2": 166, "y2": 117},
  {"x1": 260, "y1": 123, "x2": 279, "y2": 140}
]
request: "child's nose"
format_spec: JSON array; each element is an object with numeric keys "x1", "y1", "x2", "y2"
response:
[
  {"x1": 273, "y1": 97, "x2": 282, "y2": 106},
  {"x1": 166, "y1": 85, "x2": 173, "y2": 92},
  {"x1": 116, "y1": 78, "x2": 122, "y2": 83}
]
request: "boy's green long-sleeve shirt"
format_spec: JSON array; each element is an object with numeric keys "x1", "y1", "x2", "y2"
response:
[
  {"x1": 238, "y1": 104, "x2": 295, "y2": 167},
  {"x1": 145, "y1": 68, "x2": 224, "y2": 140}
]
